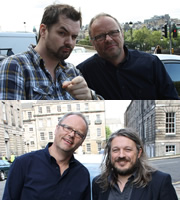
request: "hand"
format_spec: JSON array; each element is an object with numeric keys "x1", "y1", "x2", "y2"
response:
[{"x1": 62, "y1": 76, "x2": 92, "y2": 100}]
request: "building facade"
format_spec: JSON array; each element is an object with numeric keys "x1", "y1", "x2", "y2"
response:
[
  {"x1": 0, "y1": 101, "x2": 24, "y2": 159},
  {"x1": 22, "y1": 100, "x2": 106, "y2": 154},
  {"x1": 125, "y1": 100, "x2": 180, "y2": 157}
]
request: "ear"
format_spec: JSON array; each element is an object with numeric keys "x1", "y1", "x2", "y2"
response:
[
  {"x1": 39, "y1": 24, "x2": 47, "y2": 39},
  {"x1": 137, "y1": 148, "x2": 142, "y2": 158}
]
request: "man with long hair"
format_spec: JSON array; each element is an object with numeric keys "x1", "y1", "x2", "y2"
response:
[{"x1": 92, "y1": 129, "x2": 178, "y2": 200}]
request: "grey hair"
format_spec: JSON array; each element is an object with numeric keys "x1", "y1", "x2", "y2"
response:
[
  {"x1": 88, "y1": 13, "x2": 123, "y2": 39},
  {"x1": 58, "y1": 112, "x2": 89, "y2": 135}
]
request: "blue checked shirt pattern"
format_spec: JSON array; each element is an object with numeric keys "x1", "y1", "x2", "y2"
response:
[{"x1": 0, "y1": 45, "x2": 80, "y2": 100}]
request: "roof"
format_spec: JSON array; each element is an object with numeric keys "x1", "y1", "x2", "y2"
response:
[{"x1": 154, "y1": 54, "x2": 180, "y2": 61}]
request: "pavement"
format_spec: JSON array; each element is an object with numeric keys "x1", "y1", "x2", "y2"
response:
[{"x1": 174, "y1": 184, "x2": 180, "y2": 199}]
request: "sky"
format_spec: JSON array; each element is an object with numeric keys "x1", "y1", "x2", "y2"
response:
[
  {"x1": 0, "y1": 0, "x2": 180, "y2": 32},
  {"x1": 104, "y1": 100, "x2": 131, "y2": 122}
]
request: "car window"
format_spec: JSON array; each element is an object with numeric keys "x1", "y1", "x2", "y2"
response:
[{"x1": 163, "y1": 62, "x2": 180, "y2": 81}]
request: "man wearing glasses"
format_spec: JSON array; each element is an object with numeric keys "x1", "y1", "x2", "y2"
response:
[
  {"x1": 3, "y1": 112, "x2": 91, "y2": 200},
  {"x1": 77, "y1": 13, "x2": 179, "y2": 100}
]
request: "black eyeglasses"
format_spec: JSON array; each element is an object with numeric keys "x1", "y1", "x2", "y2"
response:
[
  {"x1": 91, "y1": 29, "x2": 120, "y2": 42},
  {"x1": 58, "y1": 124, "x2": 85, "y2": 139}
]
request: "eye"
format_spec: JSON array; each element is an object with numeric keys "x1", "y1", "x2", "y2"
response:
[
  {"x1": 58, "y1": 31, "x2": 66, "y2": 37},
  {"x1": 112, "y1": 148, "x2": 119, "y2": 153},
  {"x1": 72, "y1": 35, "x2": 78, "y2": 40}
]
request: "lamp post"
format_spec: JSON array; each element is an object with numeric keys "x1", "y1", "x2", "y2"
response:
[{"x1": 129, "y1": 21, "x2": 133, "y2": 41}]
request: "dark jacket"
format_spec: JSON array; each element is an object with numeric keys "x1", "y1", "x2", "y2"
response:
[
  {"x1": 77, "y1": 46, "x2": 179, "y2": 100},
  {"x1": 92, "y1": 171, "x2": 178, "y2": 200}
]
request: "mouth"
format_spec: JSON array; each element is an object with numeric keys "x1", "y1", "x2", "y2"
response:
[
  {"x1": 63, "y1": 138, "x2": 73, "y2": 146},
  {"x1": 62, "y1": 47, "x2": 72, "y2": 53},
  {"x1": 106, "y1": 45, "x2": 117, "y2": 51}
]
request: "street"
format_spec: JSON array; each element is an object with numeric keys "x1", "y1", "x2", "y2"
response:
[{"x1": 0, "y1": 180, "x2": 5, "y2": 199}]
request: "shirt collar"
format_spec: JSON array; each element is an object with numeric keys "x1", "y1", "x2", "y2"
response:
[{"x1": 44, "y1": 142, "x2": 76, "y2": 165}]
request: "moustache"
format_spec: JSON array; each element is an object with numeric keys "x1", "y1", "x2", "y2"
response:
[
  {"x1": 115, "y1": 157, "x2": 130, "y2": 162},
  {"x1": 61, "y1": 45, "x2": 73, "y2": 51}
]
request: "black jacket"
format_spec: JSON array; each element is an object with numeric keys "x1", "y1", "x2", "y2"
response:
[{"x1": 92, "y1": 171, "x2": 178, "y2": 200}]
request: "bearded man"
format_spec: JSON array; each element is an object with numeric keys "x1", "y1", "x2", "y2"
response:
[{"x1": 92, "y1": 128, "x2": 178, "y2": 200}]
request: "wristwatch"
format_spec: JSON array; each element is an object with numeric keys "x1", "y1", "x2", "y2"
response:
[{"x1": 90, "y1": 89, "x2": 104, "y2": 100}]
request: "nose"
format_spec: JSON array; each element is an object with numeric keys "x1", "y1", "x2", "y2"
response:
[
  {"x1": 105, "y1": 34, "x2": 113, "y2": 41},
  {"x1": 65, "y1": 36, "x2": 74, "y2": 45},
  {"x1": 118, "y1": 149, "x2": 125, "y2": 158},
  {"x1": 68, "y1": 130, "x2": 75, "y2": 138}
]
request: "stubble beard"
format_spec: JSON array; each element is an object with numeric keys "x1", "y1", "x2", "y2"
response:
[{"x1": 46, "y1": 42, "x2": 73, "y2": 61}]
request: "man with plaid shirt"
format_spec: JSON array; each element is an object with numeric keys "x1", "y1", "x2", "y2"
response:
[{"x1": 0, "y1": 4, "x2": 98, "y2": 100}]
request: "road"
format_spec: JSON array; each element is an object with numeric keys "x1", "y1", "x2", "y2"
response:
[{"x1": 149, "y1": 157, "x2": 180, "y2": 184}]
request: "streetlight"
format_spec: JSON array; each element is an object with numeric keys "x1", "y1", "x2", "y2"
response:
[{"x1": 129, "y1": 21, "x2": 133, "y2": 41}]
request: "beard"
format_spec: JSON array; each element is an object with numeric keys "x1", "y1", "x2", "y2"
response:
[
  {"x1": 46, "y1": 41, "x2": 73, "y2": 61},
  {"x1": 111, "y1": 157, "x2": 139, "y2": 176}
]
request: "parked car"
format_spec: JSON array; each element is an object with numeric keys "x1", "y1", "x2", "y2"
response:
[
  {"x1": 154, "y1": 54, "x2": 180, "y2": 96},
  {"x1": 0, "y1": 159, "x2": 11, "y2": 181},
  {"x1": 83, "y1": 163, "x2": 101, "y2": 183},
  {"x1": 0, "y1": 48, "x2": 14, "y2": 62},
  {"x1": 65, "y1": 46, "x2": 95, "y2": 66}
]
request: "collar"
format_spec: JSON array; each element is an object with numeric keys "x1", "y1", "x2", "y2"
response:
[
  {"x1": 45, "y1": 142, "x2": 76, "y2": 165},
  {"x1": 28, "y1": 45, "x2": 68, "y2": 71}
]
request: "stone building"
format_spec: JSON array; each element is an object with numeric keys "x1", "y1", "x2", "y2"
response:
[
  {"x1": 22, "y1": 100, "x2": 106, "y2": 154},
  {"x1": 0, "y1": 101, "x2": 24, "y2": 159},
  {"x1": 124, "y1": 100, "x2": 180, "y2": 157}
]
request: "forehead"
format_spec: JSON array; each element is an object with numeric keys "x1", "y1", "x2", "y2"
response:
[
  {"x1": 91, "y1": 16, "x2": 119, "y2": 35},
  {"x1": 62, "y1": 115, "x2": 86, "y2": 131},
  {"x1": 111, "y1": 136, "x2": 136, "y2": 148},
  {"x1": 53, "y1": 15, "x2": 81, "y2": 34}
]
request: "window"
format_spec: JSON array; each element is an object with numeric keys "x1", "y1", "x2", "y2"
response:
[
  {"x1": 86, "y1": 144, "x2": 91, "y2": 152},
  {"x1": 49, "y1": 132, "x2": 53, "y2": 140},
  {"x1": 30, "y1": 141, "x2": 35, "y2": 146},
  {"x1": 39, "y1": 119, "x2": 43, "y2": 127},
  {"x1": 11, "y1": 106, "x2": 15, "y2": 126},
  {"x1": 95, "y1": 114, "x2": 102, "y2": 124},
  {"x1": 40, "y1": 132, "x2": 45, "y2": 140},
  {"x1": 87, "y1": 130, "x2": 90, "y2": 137},
  {"x1": 85, "y1": 103, "x2": 89, "y2": 111},
  {"x1": 85, "y1": 115, "x2": 90, "y2": 125},
  {"x1": 97, "y1": 142, "x2": 101, "y2": 152},
  {"x1": 166, "y1": 112, "x2": 175, "y2": 134},
  {"x1": 47, "y1": 118, "x2": 51, "y2": 127},
  {"x1": 97, "y1": 128, "x2": 101, "y2": 137},
  {"x1": 57, "y1": 105, "x2": 61, "y2": 112},
  {"x1": 46, "y1": 106, "x2": 51, "y2": 113},
  {"x1": 67, "y1": 104, "x2": 71, "y2": 111},
  {"x1": 28, "y1": 112, "x2": 32, "y2": 119},
  {"x1": 29, "y1": 127, "x2": 33, "y2": 131},
  {"x1": 2, "y1": 102, "x2": 7, "y2": 123},
  {"x1": 76, "y1": 104, "x2": 80, "y2": 111},
  {"x1": 38, "y1": 107, "x2": 42, "y2": 113},
  {"x1": 166, "y1": 145, "x2": 175, "y2": 154}
]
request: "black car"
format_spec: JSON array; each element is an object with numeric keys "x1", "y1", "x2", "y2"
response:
[
  {"x1": 155, "y1": 54, "x2": 180, "y2": 96},
  {"x1": 0, "y1": 159, "x2": 11, "y2": 181}
]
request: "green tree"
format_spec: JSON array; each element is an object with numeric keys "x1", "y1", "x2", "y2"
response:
[{"x1": 106, "y1": 126, "x2": 111, "y2": 140}]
